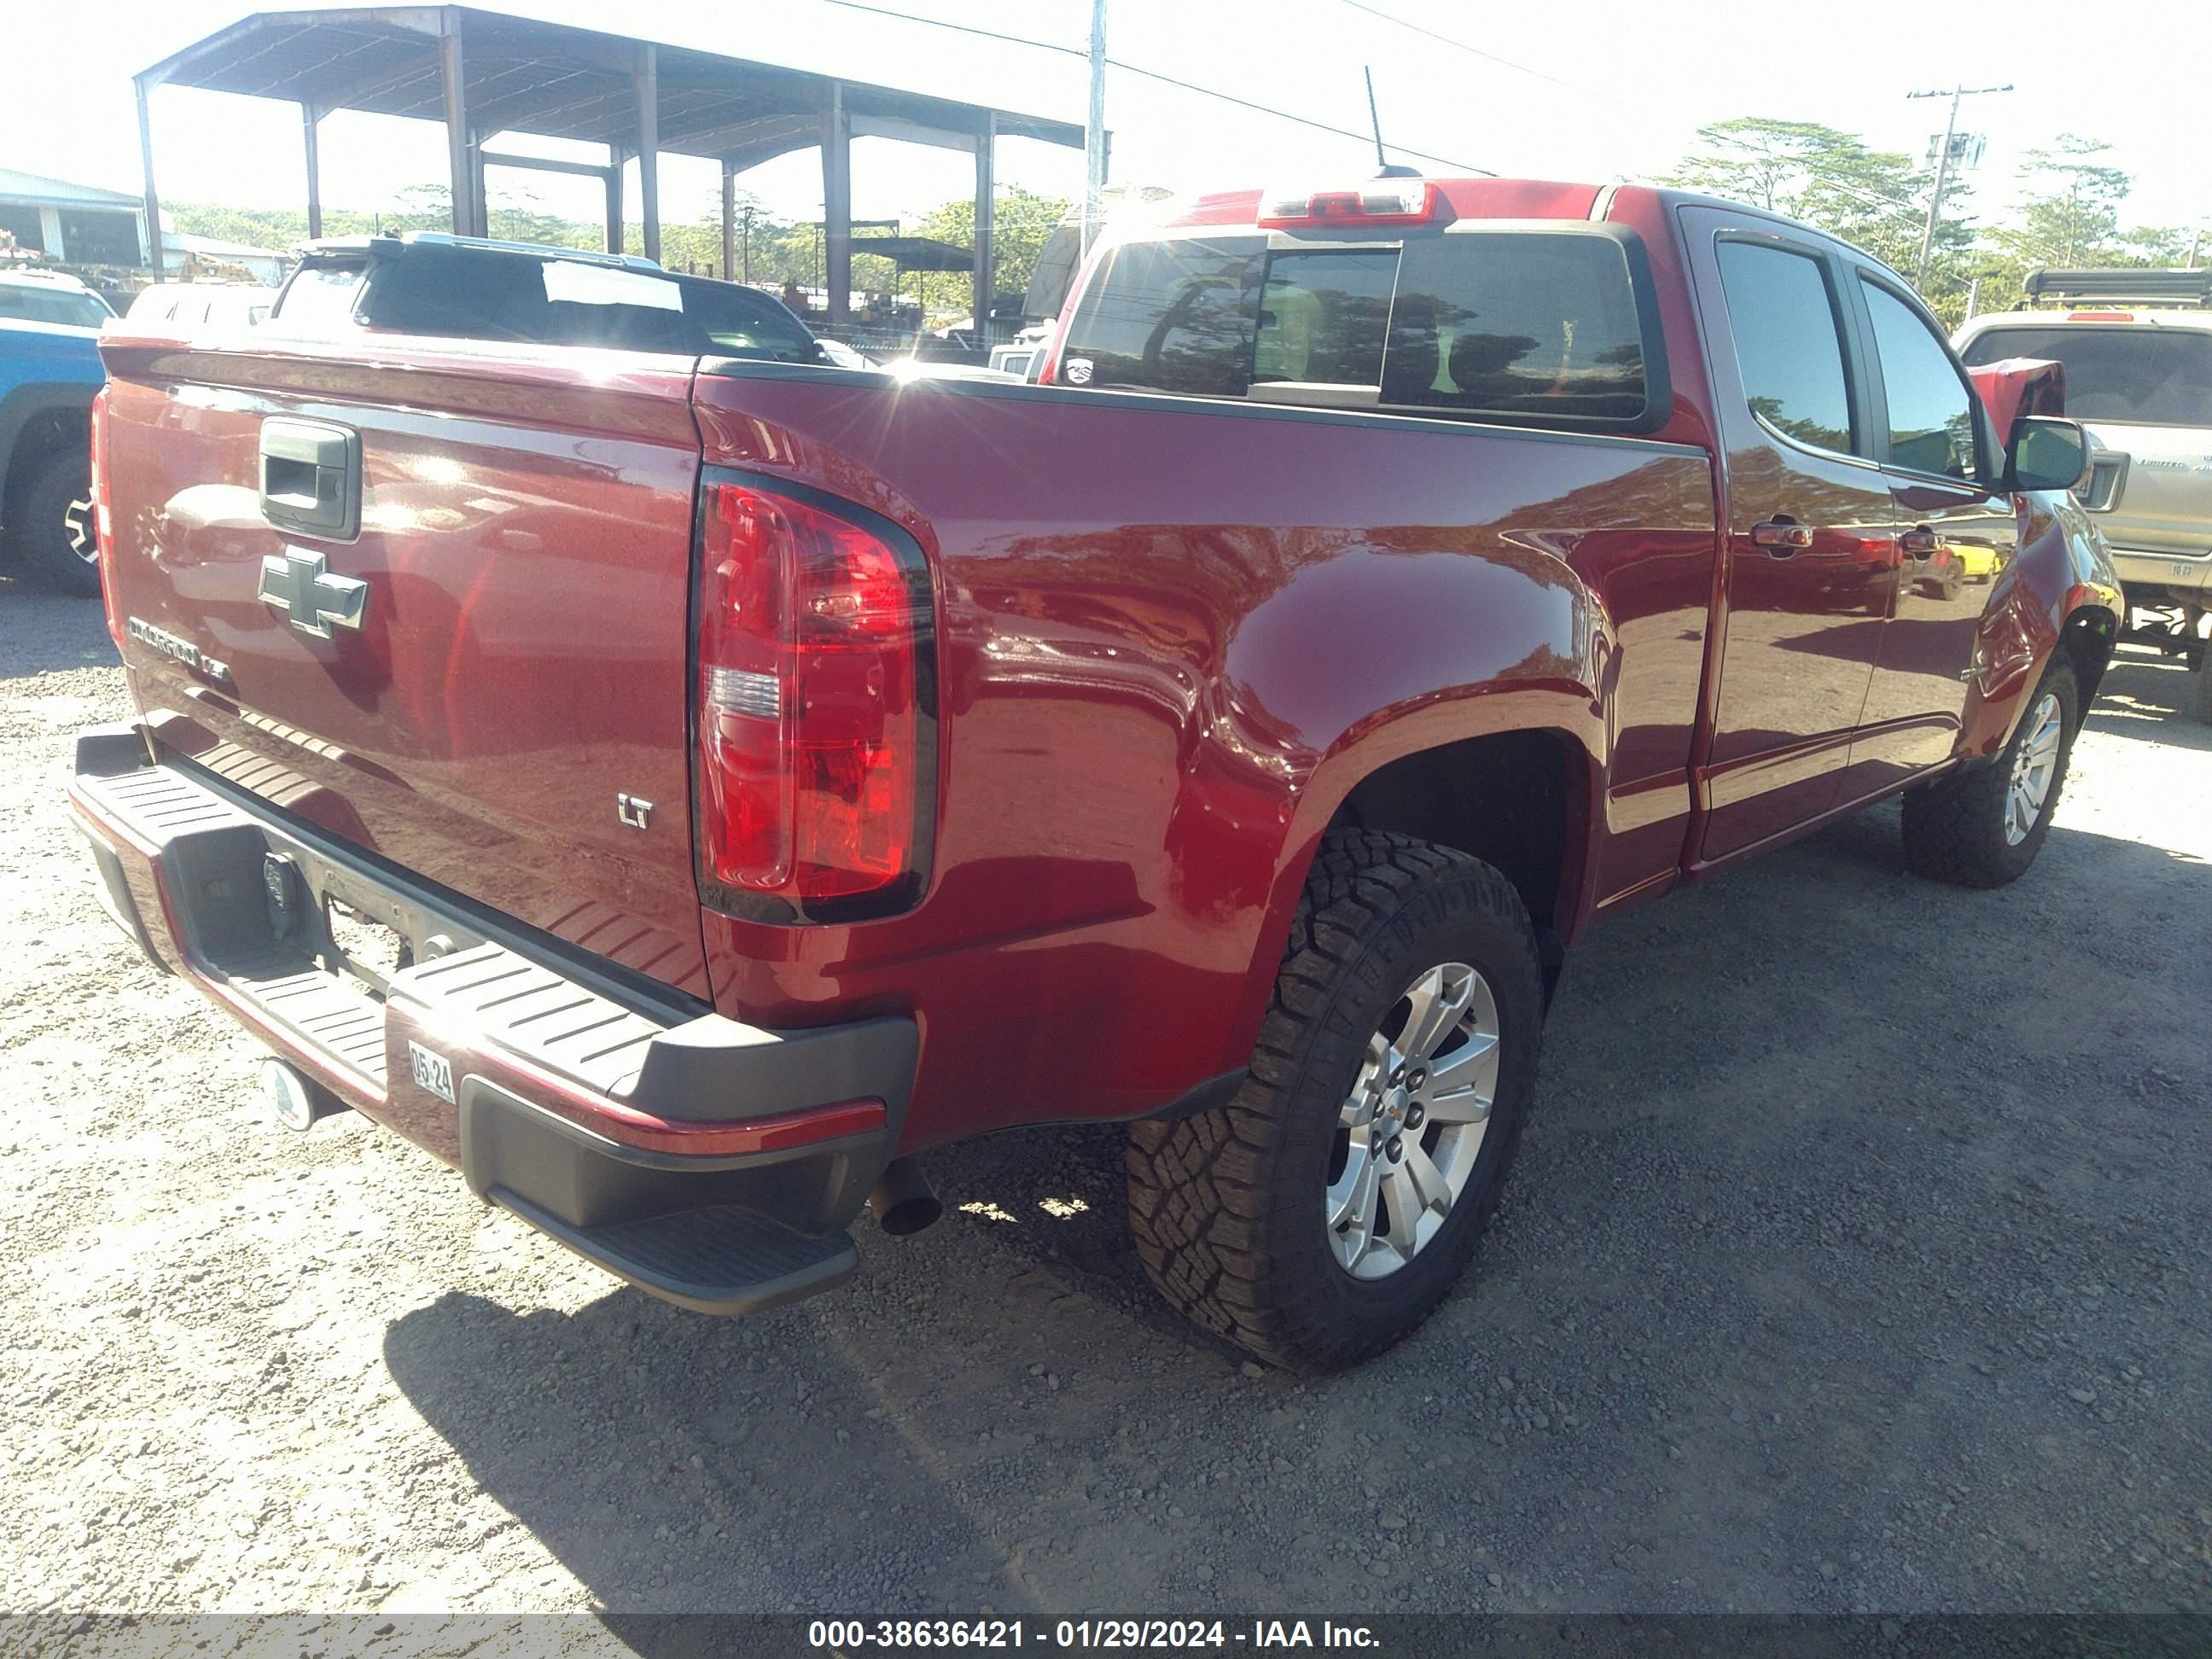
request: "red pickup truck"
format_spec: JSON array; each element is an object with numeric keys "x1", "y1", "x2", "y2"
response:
[{"x1": 74, "y1": 183, "x2": 2121, "y2": 1371}]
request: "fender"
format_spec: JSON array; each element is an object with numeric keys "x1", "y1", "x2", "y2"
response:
[
  {"x1": 1955, "y1": 487, "x2": 2124, "y2": 763},
  {"x1": 0, "y1": 380, "x2": 99, "y2": 501},
  {"x1": 1208, "y1": 544, "x2": 1615, "y2": 1074}
]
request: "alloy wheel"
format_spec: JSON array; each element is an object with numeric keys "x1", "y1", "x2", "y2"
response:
[
  {"x1": 1326, "y1": 961, "x2": 1500, "y2": 1280},
  {"x1": 2004, "y1": 690, "x2": 2063, "y2": 847},
  {"x1": 63, "y1": 494, "x2": 96, "y2": 567}
]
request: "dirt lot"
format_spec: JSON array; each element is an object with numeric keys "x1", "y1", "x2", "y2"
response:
[{"x1": 3, "y1": 584, "x2": 2209, "y2": 1623}]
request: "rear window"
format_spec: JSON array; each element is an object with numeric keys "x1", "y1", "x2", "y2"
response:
[
  {"x1": 1960, "y1": 324, "x2": 2212, "y2": 428},
  {"x1": 1058, "y1": 228, "x2": 1657, "y2": 428},
  {"x1": 269, "y1": 263, "x2": 367, "y2": 335},
  {"x1": 271, "y1": 247, "x2": 819, "y2": 362},
  {"x1": 0, "y1": 283, "x2": 112, "y2": 329}
]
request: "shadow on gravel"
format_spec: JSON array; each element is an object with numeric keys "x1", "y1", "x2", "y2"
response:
[
  {"x1": 2086, "y1": 649, "x2": 2210, "y2": 752},
  {"x1": 0, "y1": 579, "x2": 117, "y2": 678},
  {"x1": 384, "y1": 812, "x2": 2212, "y2": 1620}
]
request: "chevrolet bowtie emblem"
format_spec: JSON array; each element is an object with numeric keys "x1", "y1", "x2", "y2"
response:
[{"x1": 259, "y1": 546, "x2": 368, "y2": 639}]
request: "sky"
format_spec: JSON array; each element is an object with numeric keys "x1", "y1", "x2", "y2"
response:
[{"x1": 3, "y1": 0, "x2": 2208, "y2": 245}]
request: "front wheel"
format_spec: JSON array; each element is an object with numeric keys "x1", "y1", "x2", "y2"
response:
[
  {"x1": 1901, "y1": 666, "x2": 2080, "y2": 888},
  {"x1": 1126, "y1": 830, "x2": 1544, "y2": 1372}
]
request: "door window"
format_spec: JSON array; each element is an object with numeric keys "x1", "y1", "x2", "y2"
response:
[
  {"x1": 1862, "y1": 280, "x2": 1978, "y2": 480},
  {"x1": 1714, "y1": 241, "x2": 1854, "y2": 455}
]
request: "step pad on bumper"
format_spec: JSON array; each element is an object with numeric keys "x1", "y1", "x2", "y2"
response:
[{"x1": 489, "y1": 1187, "x2": 859, "y2": 1316}]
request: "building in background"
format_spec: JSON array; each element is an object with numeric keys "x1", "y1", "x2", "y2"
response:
[
  {"x1": 0, "y1": 167, "x2": 151, "y2": 266},
  {"x1": 159, "y1": 232, "x2": 285, "y2": 285}
]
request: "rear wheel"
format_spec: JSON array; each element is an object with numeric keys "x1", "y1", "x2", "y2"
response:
[
  {"x1": 1901, "y1": 666, "x2": 2079, "y2": 888},
  {"x1": 1126, "y1": 830, "x2": 1544, "y2": 1372},
  {"x1": 12, "y1": 445, "x2": 101, "y2": 596}
]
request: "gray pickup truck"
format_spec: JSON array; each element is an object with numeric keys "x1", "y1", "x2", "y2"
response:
[{"x1": 1957, "y1": 268, "x2": 2212, "y2": 721}]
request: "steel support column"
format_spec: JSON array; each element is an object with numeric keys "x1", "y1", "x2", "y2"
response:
[
  {"x1": 721, "y1": 162, "x2": 736, "y2": 281},
  {"x1": 133, "y1": 77, "x2": 162, "y2": 270},
  {"x1": 972, "y1": 113, "x2": 995, "y2": 342},
  {"x1": 635, "y1": 44, "x2": 661, "y2": 264},
  {"x1": 302, "y1": 102, "x2": 323, "y2": 240},
  {"x1": 606, "y1": 146, "x2": 626, "y2": 254},
  {"x1": 823, "y1": 82, "x2": 852, "y2": 325},
  {"x1": 439, "y1": 19, "x2": 472, "y2": 237}
]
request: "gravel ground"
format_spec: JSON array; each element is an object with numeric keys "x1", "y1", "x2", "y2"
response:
[{"x1": 3, "y1": 582, "x2": 2209, "y2": 1624}]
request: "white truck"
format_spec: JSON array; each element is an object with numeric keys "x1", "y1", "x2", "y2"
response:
[{"x1": 1957, "y1": 267, "x2": 2212, "y2": 721}]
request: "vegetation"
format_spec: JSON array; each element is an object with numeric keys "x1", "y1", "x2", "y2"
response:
[
  {"x1": 1663, "y1": 119, "x2": 2200, "y2": 324},
  {"x1": 171, "y1": 181, "x2": 1074, "y2": 326}
]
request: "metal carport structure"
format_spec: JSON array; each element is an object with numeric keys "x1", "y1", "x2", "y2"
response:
[{"x1": 133, "y1": 6, "x2": 1088, "y2": 329}]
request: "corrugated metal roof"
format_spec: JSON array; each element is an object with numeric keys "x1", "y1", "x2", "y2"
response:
[
  {"x1": 139, "y1": 7, "x2": 1085, "y2": 167},
  {"x1": 0, "y1": 168, "x2": 144, "y2": 209}
]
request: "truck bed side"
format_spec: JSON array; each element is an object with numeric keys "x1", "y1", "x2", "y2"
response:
[{"x1": 690, "y1": 365, "x2": 1719, "y2": 1146}]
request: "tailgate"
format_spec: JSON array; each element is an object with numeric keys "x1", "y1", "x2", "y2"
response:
[{"x1": 96, "y1": 330, "x2": 711, "y2": 998}]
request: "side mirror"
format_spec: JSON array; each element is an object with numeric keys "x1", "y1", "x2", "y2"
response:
[{"x1": 2004, "y1": 416, "x2": 2090, "y2": 493}]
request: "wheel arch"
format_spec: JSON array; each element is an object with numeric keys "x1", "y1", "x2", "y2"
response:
[
  {"x1": 0, "y1": 382, "x2": 96, "y2": 530},
  {"x1": 1232, "y1": 707, "x2": 1604, "y2": 1044}
]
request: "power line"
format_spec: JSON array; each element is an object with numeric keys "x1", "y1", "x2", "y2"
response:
[
  {"x1": 799, "y1": 0, "x2": 1493, "y2": 174},
  {"x1": 1105, "y1": 58, "x2": 1492, "y2": 173},
  {"x1": 1330, "y1": 0, "x2": 1573, "y2": 88},
  {"x1": 800, "y1": 0, "x2": 1085, "y2": 58}
]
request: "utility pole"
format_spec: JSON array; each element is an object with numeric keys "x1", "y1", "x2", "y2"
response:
[
  {"x1": 741, "y1": 205, "x2": 756, "y2": 282},
  {"x1": 1081, "y1": 0, "x2": 1107, "y2": 259},
  {"x1": 1908, "y1": 81, "x2": 2011, "y2": 290}
]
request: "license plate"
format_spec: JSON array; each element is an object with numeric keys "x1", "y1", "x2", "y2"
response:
[{"x1": 408, "y1": 1040, "x2": 457, "y2": 1105}]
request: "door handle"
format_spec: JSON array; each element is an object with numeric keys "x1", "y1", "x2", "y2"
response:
[
  {"x1": 1750, "y1": 519, "x2": 1814, "y2": 556},
  {"x1": 1898, "y1": 527, "x2": 1939, "y2": 559}
]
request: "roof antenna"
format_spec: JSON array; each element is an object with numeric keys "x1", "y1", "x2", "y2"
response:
[{"x1": 1365, "y1": 67, "x2": 1423, "y2": 178}]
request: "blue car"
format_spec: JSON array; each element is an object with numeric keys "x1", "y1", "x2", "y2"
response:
[{"x1": 0, "y1": 269, "x2": 110, "y2": 596}]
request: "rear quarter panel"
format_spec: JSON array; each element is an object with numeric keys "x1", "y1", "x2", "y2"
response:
[{"x1": 693, "y1": 368, "x2": 1717, "y2": 1147}]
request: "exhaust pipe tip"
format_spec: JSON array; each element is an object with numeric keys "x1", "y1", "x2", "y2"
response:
[
  {"x1": 867, "y1": 1157, "x2": 942, "y2": 1237},
  {"x1": 262, "y1": 1057, "x2": 343, "y2": 1133}
]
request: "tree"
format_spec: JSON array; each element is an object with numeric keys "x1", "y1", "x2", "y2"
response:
[
  {"x1": 1990, "y1": 135, "x2": 2132, "y2": 269},
  {"x1": 900, "y1": 184, "x2": 1071, "y2": 322},
  {"x1": 1664, "y1": 118, "x2": 1926, "y2": 255},
  {"x1": 1663, "y1": 117, "x2": 1991, "y2": 314}
]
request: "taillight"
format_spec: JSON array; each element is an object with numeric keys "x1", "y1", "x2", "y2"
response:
[
  {"x1": 2067, "y1": 311, "x2": 2135, "y2": 322},
  {"x1": 1257, "y1": 178, "x2": 1450, "y2": 230},
  {"x1": 695, "y1": 480, "x2": 928, "y2": 915},
  {"x1": 90, "y1": 385, "x2": 121, "y2": 647}
]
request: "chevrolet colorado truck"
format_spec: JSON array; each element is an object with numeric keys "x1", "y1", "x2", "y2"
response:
[{"x1": 73, "y1": 181, "x2": 2122, "y2": 1371}]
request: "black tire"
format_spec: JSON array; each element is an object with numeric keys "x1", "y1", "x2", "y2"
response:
[
  {"x1": 11, "y1": 445, "x2": 101, "y2": 596},
  {"x1": 1126, "y1": 830, "x2": 1545, "y2": 1372},
  {"x1": 1901, "y1": 665, "x2": 2080, "y2": 888},
  {"x1": 2193, "y1": 657, "x2": 2212, "y2": 726}
]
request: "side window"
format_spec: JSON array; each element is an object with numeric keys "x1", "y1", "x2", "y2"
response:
[
  {"x1": 1861, "y1": 279, "x2": 1977, "y2": 480},
  {"x1": 1714, "y1": 241, "x2": 1854, "y2": 455}
]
